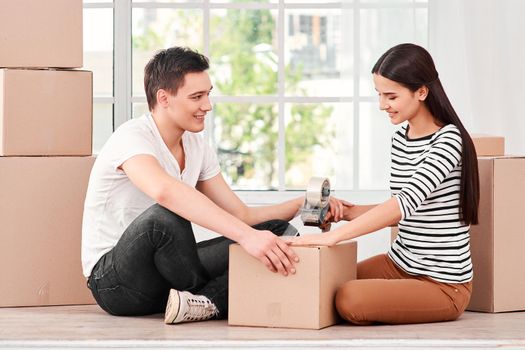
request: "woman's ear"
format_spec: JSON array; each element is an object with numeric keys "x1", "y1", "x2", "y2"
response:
[{"x1": 418, "y1": 86, "x2": 429, "y2": 101}]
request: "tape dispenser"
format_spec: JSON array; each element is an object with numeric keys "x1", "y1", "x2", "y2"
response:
[{"x1": 300, "y1": 177, "x2": 331, "y2": 231}]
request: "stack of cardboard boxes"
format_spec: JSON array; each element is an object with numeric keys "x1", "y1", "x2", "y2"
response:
[
  {"x1": 0, "y1": 0, "x2": 95, "y2": 307},
  {"x1": 468, "y1": 135, "x2": 525, "y2": 312}
]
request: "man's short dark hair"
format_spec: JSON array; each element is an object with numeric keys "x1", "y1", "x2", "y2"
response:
[{"x1": 144, "y1": 47, "x2": 209, "y2": 111}]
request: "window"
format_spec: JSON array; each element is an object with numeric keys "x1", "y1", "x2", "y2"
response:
[{"x1": 83, "y1": 0, "x2": 428, "y2": 192}]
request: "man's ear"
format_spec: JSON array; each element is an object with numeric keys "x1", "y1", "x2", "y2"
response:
[
  {"x1": 156, "y1": 89, "x2": 170, "y2": 108},
  {"x1": 418, "y1": 86, "x2": 429, "y2": 101}
]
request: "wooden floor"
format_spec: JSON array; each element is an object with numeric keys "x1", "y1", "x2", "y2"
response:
[{"x1": 1, "y1": 305, "x2": 524, "y2": 349}]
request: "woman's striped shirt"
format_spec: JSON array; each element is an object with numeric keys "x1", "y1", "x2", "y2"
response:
[{"x1": 388, "y1": 124, "x2": 473, "y2": 283}]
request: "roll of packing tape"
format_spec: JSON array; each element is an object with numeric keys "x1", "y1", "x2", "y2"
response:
[{"x1": 305, "y1": 177, "x2": 330, "y2": 207}]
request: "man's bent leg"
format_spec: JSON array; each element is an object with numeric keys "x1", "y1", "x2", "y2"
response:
[{"x1": 88, "y1": 204, "x2": 211, "y2": 316}]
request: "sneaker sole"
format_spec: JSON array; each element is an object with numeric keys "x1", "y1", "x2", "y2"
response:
[{"x1": 164, "y1": 289, "x2": 181, "y2": 324}]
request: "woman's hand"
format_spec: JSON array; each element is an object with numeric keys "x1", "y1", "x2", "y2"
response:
[
  {"x1": 321, "y1": 197, "x2": 354, "y2": 227},
  {"x1": 285, "y1": 232, "x2": 339, "y2": 247}
]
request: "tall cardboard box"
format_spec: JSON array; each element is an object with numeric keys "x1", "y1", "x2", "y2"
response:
[
  {"x1": 471, "y1": 135, "x2": 505, "y2": 156},
  {"x1": 0, "y1": 0, "x2": 82, "y2": 68},
  {"x1": 0, "y1": 156, "x2": 95, "y2": 307},
  {"x1": 229, "y1": 241, "x2": 357, "y2": 329},
  {"x1": 0, "y1": 69, "x2": 92, "y2": 156},
  {"x1": 467, "y1": 156, "x2": 525, "y2": 312}
]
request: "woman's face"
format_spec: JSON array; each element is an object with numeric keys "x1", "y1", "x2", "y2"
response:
[{"x1": 373, "y1": 73, "x2": 427, "y2": 125}]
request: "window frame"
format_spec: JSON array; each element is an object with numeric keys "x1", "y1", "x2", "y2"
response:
[{"x1": 84, "y1": 0, "x2": 427, "y2": 200}]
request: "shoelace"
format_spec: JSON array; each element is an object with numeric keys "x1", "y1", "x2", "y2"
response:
[{"x1": 182, "y1": 298, "x2": 218, "y2": 321}]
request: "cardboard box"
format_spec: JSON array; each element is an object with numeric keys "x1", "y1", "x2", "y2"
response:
[
  {"x1": 0, "y1": 69, "x2": 92, "y2": 156},
  {"x1": 467, "y1": 156, "x2": 525, "y2": 312},
  {"x1": 472, "y1": 134, "x2": 505, "y2": 156},
  {"x1": 228, "y1": 241, "x2": 357, "y2": 329},
  {"x1": 0, "y1": 0, "x2": 82, "y2": 68},
  {"x1": 0, "y1": 156, "x2": 96, "y2": 307}
]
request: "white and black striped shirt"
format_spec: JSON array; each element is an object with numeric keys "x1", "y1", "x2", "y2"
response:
[{"x1": 388, "y1": 124, "x2": 473, "y2": 283}]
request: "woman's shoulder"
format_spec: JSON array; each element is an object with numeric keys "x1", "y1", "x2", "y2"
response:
[
  {"x1": 392, "y1": 124, "x2": 409, "y2": 139},
  {"x1": 432, "y1": 124, "x2": 462, "y2": 143}
]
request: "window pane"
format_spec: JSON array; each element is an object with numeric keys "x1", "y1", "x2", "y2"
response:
[
  {"x1": 213, "y1": 103, "x2": 278, "y2": 190},
  {"x1": 285, "y1": 0, "x2": 351, "y2": 3},
  {"x1": 83, "y1": 8, "x2": 113, "y2": 97},
  {"x1": 84, "y1": 0, "x2": 113, "y2": 3},
  {"x1": 359, "y1": 8, "x2": 428, "y2": 96},
  {"x1": 285, "y1": 9, "x2": 353, "y2": 97},
  {"x1": 93, "y1": 104, "x2": 114, "y2": 154},
  {"x1": 210, "y1": 9, "x2": 278, "y2": 96},
  {"x1": 358, "y1": 102, "x2": 397, "y2": 190},
  {"x1": 132, "y1": 8, "x2": 203, "y2": 97},
  {"x1": 361, "y1": 0, "x2": 421, "y2": 3},
  {"x1": 132, "y1": 0, "x2": 201, "y2": 2},
  {"x1": 133, "y1": 103, "x2": 150, "y2": 119},
  {"x1": 212, "y1": 0, "x2": 275, "y2": 3},
  {"x1": 285, "y1": 103, "x2": 353, "y2": 190}
]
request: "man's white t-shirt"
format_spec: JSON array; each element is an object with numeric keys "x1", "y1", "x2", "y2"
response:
[{"x1": 81, "y1": 114, "x2": 221, "y2": 277}]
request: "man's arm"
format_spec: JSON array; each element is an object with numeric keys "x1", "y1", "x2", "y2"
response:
[
  {"x1": 121, "y1": 154, "x2": 298, "y2": 275},
  {"x1": 196, "y1": 174, "x2": 303, "y2": 226}
]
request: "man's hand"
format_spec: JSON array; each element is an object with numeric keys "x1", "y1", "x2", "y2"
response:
[{"x1": 238, "y1": 230, "x2": 299, "y2": 276}]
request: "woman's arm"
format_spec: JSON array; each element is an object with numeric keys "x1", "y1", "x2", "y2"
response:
[
  {"x1": 290, "y1": 197, "x2": 400, "y2": 246},
  {"x1": 343, "y1": 204, "x2": 378, "y2": 221}
]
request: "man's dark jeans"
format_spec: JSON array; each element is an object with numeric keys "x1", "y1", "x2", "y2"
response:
[{"x1": 87, "y1": 204, "x2": 294, "y2": 318}]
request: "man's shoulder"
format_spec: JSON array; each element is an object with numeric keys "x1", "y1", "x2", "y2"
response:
[{"x1": 114, "y1": 114, "x2": 151, "y2": 135}]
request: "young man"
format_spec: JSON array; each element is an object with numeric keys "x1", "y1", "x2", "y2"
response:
[{"x1": 81, "y1": 47, "x2": 337, "y2": 324}]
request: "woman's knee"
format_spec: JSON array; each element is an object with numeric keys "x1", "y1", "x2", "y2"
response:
[{"x1": 335, "y1": 281, "x2": 373, "y2": 325}]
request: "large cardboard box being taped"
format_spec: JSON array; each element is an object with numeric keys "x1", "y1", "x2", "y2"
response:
[
  {"x1": 472, "y1": 134, "x2": 505, "y2": 156},
  {"x1": 0, "y1": 69, "x2": 92, "y2": 156},
  {"x1": 0, "y1": 156, "x2": 95, "y2": 307},
  {"x1": 467, "y1": 156, "x2": 525, "y2": 312},
  {"x1": 0, "y1": 0, "x2": 82, "y2": 68},
  {"x1": 229, "y1": 241, "x2": 357, "y2": 329}
]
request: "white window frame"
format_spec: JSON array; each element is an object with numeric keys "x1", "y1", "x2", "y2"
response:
[{"x1": 84, "y1": 0, "x2": 427, "y2": 203}]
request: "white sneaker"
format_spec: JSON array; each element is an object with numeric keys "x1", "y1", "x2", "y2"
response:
[{"x1": 164, "y1": 289, "x2": 218, "y2": 324}]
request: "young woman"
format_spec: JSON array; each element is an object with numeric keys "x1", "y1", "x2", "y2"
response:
[{"x1": 290, "y1": 43, "x2": 479, "y2": 325}]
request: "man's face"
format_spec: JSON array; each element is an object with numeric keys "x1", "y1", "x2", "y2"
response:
[{"x1": 164, "y1": 71, "x2": 213, "y2": 133}]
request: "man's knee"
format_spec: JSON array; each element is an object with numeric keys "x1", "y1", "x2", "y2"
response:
[
  {"x1": 126, "y1": 204, "x2": 193, "y2": 243},
  {"x1": 139, "y1": 204, "x2": 190, "y2": 230}
]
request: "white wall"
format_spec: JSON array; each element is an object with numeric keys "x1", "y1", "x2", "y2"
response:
[{"x1": 429, "y1": 0, "x2": 525, "y2": 154}]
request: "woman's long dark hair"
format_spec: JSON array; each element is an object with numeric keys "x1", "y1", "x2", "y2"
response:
[{"x1": 372, "y1": 43, "x2": 479, "y2": 225}]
